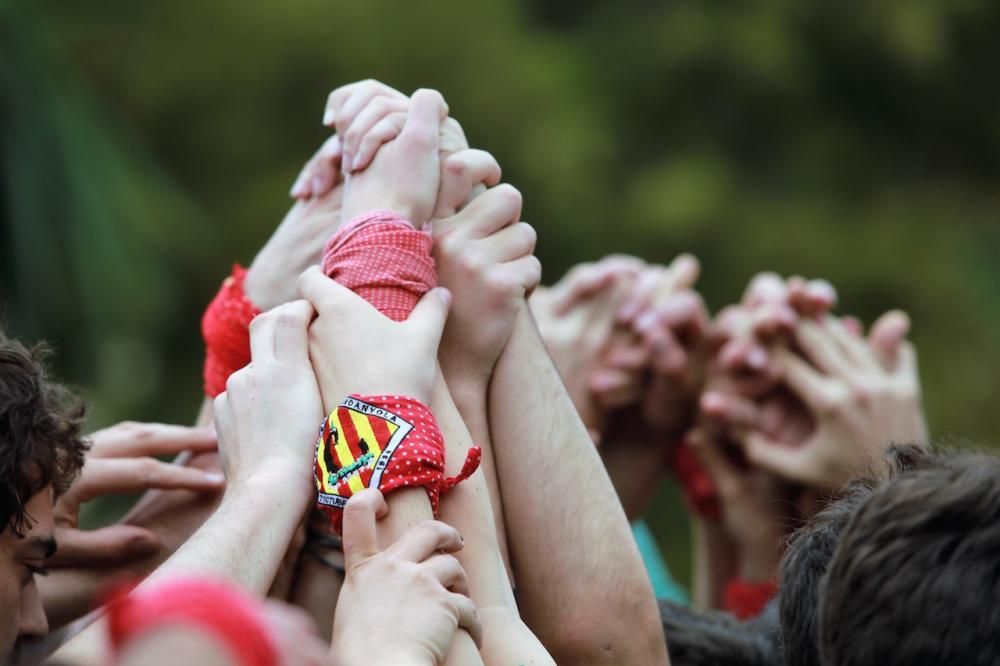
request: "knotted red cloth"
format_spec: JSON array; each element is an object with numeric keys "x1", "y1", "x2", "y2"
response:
[
  {"x1": 723, "y1": 577, "x2": 778, "y2": 620},
  {"x1": 315, "y1": 210, "x2": 480, "y2": 532},
  {"x1": 106, "y1": 577, "x2": 278, "y2": 666},
  {"x1": 322, "y1": 209, "x2": 437, "y2": 321},
  {"x1": 315, "y1": 395, "x2": 482, "y2": 534},
  {"x1": 669, "y1": 436, "x2": 721, "y2": 520},
  {"x1": 201, "y1": 264, "x2": 260, "y2": 397}
]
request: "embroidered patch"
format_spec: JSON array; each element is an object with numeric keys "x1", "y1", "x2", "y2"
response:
[{"x1": 314, "y1": 396, "x2": 414, "y2": 509}]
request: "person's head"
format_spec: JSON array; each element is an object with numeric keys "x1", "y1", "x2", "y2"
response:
[
  {"x1": 818, "y1": 450, "x2": 1000, "y2": 666},
  {"x1": 779, "y1": 444, "x2": 935, "y2": 666},
  {"x1": 0, "y1": 331, "x2": 86, "y2": 660}
]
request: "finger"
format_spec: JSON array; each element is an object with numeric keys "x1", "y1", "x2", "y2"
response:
[
  {"x1": 445, "y1": 184, "x2": 522, "y2": 238},
  {"x1": 291, "y1": 135, "x2": 343, "y2": 200},
  {"x1": 743, "y1": 431, "x2": 812, "y2": 484},
  {"x1": 793, "y1": 319, "x2": 855, "y2": 377},
  {"x1": 604, "y1": 339, "x2": 652, "y2": 372},
  {"x1": 665, "y1": 253, "x2": 701, "y2": 291},
  {"x1": 699, "y1": 391, "x2": 763, "y2": 438},
  {"x1": 71, "y1": 458, "x2": 225, "y2": 502},
  {"x1": 272, "y1": 300, "x2": 316, "y2": 364},
  {"x1": 89, "y1": 422, "x2": 217, "y2": 459},
  {"x1": 387, "y1": 520, "x2": 463, "y2": 563},
  {"x1": 480, "y1": 222, "x2": 537, "y2": 263},
  {"x1": 646, "y1": 291, "x2": 710, "y2": 346},
  {"x1": 434, "y1": 149, "x2": 503, "y2": 220},
  {"x1": 422, "y1": 553, "x2": 469, "y2": 596},
  {"x1": 47, "y1": 525, "x2": 160, "y2": 568},
  {"x1": 590, "y1": 368, "x2": 644, "y2": 410},
  {"x1": 750, "y1": 301, "x2": 797, "y2": 341},
  {"x1": 342, "y1": 489, "x2": 388, "y2": 569},
  {"x1": 788, "y1": 276, "x2": 837, "y2": 317},
  {"x1": 297, "y1": 266, "x2": 371, "y2": 316},
  {"x1": 452, "y1": 593, "x2": 483, "y2": 649},
  {"x1": 550, "y1": 256, "x2": 644, "y2": 316},
  {"x1": 341, "y1": 95, "x2": 410, "y2": 171},
  {"x1": 327, "y1": 79, "x2": 406, "y2": 130},
  {"x1": 826, "y1": 315, "x2": 878, "y2": 371},
  {"x1": 868, "y1": 309, "x2": 910, "y2": 370},
  {"x1": 617, "y1": 267, "x2": 663, "y2": 323},
  {"x1": 353, "y1": 112, "x2": 407, "y2": 174},
  {"x1": 407, "y1": 288, "x2": 452, "y2": 351},
  {"x1": 503, "y1": 255, "x2": 542, "y2": 295},
  {"x1": 398, "y1": 88, "x2": 446, "y2": 153},
  {"x1": 743, "y1": 272, "x2": 788, "y2": 306},
  {"x1": 841, "y1": 315, "x2": 864, "y2": 337},
  {"x1": 773, "y1": 347, "x2": 839, "y2": 413},
  {"x1": 249, "y1": 310, "x2": 278, "y2": 363},
  {"x1": 717, "y1": 336, "x2": 771, "y2": 377}
]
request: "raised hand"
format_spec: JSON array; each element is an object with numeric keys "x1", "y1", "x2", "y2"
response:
[
  {"x1": 433, "y1": 175, "x2": 540, "y2": 388},
  {"x1": 48, "y1": 422, "x2": 222, "y2": 568},
  {"x1": 246, "y1": 135, "x2": 346, "y2": 310},
  {"x1": 296, "y1": 267, "x2": 451, "y2": 406},
  {"x1": 212, "y1": 300, "x2": 324, "y2": 506},
  {"x1": 338, "y1": 89, "x2": 447, "y2": 228},
  {"x1": 333, "y1": 490, "x2": 481, "y2": 666},
  {"x1": 741, "y1": 314, "x2": 927, "y2": 490}
]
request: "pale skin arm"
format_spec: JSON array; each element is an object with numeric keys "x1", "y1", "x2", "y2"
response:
[
  {"x1": 489, "y1": 306, "x2": 669, "y2": 665},
  {"x1": 54, "y1": 302, "x2": 324, "y2": 665}
]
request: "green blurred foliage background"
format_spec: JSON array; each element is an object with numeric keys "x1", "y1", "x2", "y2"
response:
[{"x1": 2, "y1": 0, "x2": 998, "y2": 585}]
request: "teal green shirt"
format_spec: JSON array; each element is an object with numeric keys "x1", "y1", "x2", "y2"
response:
[{"x1": 632, "y1": 520, "x2": 688, "y2": 604}]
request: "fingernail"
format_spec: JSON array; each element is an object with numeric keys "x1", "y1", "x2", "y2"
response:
[
  {"x1": 635, "y1": 310, "x2": 658, "y2": 333},
  {"x1": 205, "y1": 473, "x2": 226, "y2": 484},
  {"x1": 323, "y1": 108, "x2": 336, "y2": 126},
  {"x1": 438, "y1": 287, "x2": 452, "y2": 306},
  {"x1": 290, "y1": 177, "x2": 307, "y2": 198},
  {"x1": 746, "y1": 348, "x2": 767, "y2": 370},
  {"x1": 341, "y1": 152, "x2": 353, "y2": 173}
]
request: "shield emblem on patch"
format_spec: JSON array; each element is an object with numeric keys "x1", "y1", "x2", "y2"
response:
[{"x1": 314, "y1": 396, "x2": 414, "y2": 509}]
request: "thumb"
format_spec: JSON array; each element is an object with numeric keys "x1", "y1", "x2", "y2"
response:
[
  {"x1": 408, "y1": 287, "x2": 452, "y2": 349},
  {"x1": 869, "y1": 309, "x2": 910, "y2": 370},
  {"x1": 743, "y1": 431, "x2": 811, "y2": 485},
  {"x1": 341, "y1": 489, "x2": 388, "y2": 570}
]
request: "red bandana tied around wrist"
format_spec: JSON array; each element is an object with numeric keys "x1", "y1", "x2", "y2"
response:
[
  {"x1": 315, "y1": 395, "x2": 481, "y2": 534},
  {"x1": 316, "y1": 210, "x2": 480, "y2": 532},
  {"x1": 723, "y1": 577, "x2": 778, "y2": 620},
  {"x1": 106, "y1": 577, "x2": 278, "y2": 666},
  {"x1": 321, "y1": 209, "x2": 437, "y2": 322},
  {"x1": 669, "y1": 436, "x2": 721, "y2": 520},
  {"x1": 202, "y1": 264, "x2": 261, "y2": 397}
]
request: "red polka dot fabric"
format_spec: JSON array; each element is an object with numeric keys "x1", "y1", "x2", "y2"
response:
[
  {"x1": 202, "y1": 264, "x2": 261, "y2": 397},
  {"x1": 316, "y1": 395, "x2": 482, "y2": 535},
  {"x1": 321, "y1": 209, "x2": 437, "y2": 322}
]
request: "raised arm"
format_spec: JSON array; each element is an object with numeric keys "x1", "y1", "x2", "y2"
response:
[{"x1": 489, "y1": 303, "x2": 669, "y2": 664}]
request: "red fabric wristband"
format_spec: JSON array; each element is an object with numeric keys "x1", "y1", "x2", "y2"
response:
[
  {"x1": 202, "y1": 264, "x2": 261, "y2": 397},
  {"x1": 322, "y1": 209, "x2": 437, "y2": 321},
  {"x1": 106, "y1": 577, "x2": 278, "y2": 666},
  {"x1": 669, "y1": 436, "x2": 722, "y2": 520},
  {"x1": 314, "y1": 394, "x2": 481, "y2": 534},
  {"x1": 723, "y1": 576, "x2": 778, "y2": 620}
]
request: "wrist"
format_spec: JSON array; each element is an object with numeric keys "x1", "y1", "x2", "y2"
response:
[{"x1": 223, "y1": 469, "x2": 312, "y2": 514}]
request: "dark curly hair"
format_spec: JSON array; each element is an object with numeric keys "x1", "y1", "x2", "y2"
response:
[{"x1": 0, "y1": 330, "x2": 88, "y2": 537}]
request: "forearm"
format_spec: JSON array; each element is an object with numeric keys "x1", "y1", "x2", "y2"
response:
[
  {"x1": 141, "y1": 479, "x2": 304, "y2": 594},
  {"x1": 443, "y1": 373, "x2": 512, "y2": 582},
  {"x1": 431, "y1": 372, "x2": 554, "y2": 665},
  {"x1": 489, "y1": 305, "x2": 668, "y2": 665},
  {"x1": 691, "y1": 518, "x2": 737, "y2": 611}
]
